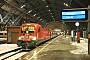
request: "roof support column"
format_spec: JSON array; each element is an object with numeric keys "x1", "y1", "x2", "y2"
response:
[{"x1": 88, "y1": 5, "x2": 90, "y2": 55}]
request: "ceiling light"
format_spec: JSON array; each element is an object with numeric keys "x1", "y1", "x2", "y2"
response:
[
  {"x1": 49, "y1": 10, "x2": 50, "y2": 11},
  {"x1": 33, "y1": 14, "x2": 37, "y2": 16},
  {"x1": 43, "y1": 0, "x2": 45, "y2": 1},
  {"x1": 21, "y1": 5, "x2": 25, "y2": 8},
  {"x1": 63, "y1": 3, "x2": 66, "y2": 5},
  {"x1": 28, "y1": 10, "x2": 32, "y2": 13},
  {"x1": 50, "y1": 13, "x2": 52, "y2": 14},
  {"x1": 66, "y1": 4, "x2": 68, "y2": 6},
  {"x1": 52, "y1": 16, "x2": 53, "y2": 17},
  {"x1": 40, "y1": 19, "x2": 42, "y2": 20},
  {"x1": 24, "y1": 21, "x2": 26, "y2": 22},
  {"x1": 63, "y1": 3, "x2": 69, "y2": 7},
  {"x1": 46, "y1": 5, "x2": 49, "y2": 7},
  {"x1": 37, "y1": 17, "x2": 40, "y2": 19}
]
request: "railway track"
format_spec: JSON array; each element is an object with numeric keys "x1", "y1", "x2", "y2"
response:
[
  {"x1": 0, "y1": 36, "x2": 57, "y2": 60},
  {"x1": 0, "y1": 48, "x2": 23, "y2": 60},
  {"x1": 15, "y1": 36, "x2": 58, "y2": 60}
]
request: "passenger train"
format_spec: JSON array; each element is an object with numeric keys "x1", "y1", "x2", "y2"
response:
[
  {"x1": 0, "y1": 31, "x2": 7, "y2": 40},
  {"x1": 17, "y1": 23, "x2": 57, "y2": 49}
]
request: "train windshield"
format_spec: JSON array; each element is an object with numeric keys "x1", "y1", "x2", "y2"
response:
[{"x1": 21, "y1": 26, "x2": 35, "y2": 33}]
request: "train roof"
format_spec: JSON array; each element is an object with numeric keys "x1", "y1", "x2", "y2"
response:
[
  {"x1": 21, "y1": 23, "x2": 41, "y2": 27},
  {"x1": 0, "y1": 31, "x2": 7, "y2": 33}
]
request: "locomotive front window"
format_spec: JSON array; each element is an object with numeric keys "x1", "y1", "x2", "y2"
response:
[{"x1": 22, "y1": 26, "x2": 35, "y2": 33}]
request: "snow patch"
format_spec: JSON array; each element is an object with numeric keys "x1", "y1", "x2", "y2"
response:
[{"x1": 70, "y1": 39, "x2": 88, "y2": 55}]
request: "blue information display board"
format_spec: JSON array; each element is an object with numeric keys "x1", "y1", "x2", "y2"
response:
[{"x1": 61, "y1": 9, "x2": 88, "y2": 20}]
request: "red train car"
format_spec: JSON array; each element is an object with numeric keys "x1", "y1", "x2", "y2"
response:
[{"x1": 17, "y1": 23, "x2": 51, "y2": 49}]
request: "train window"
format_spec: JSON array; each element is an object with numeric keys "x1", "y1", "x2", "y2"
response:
[
  {"x1": 38, "y1": 28, "x2": 40, "y2": 32},
  {"x1": 0, "y1": 31, "x2": 7, "y2": 38},
  {"x1": 28, "y1": 26, "x2": 35, "y2": 31},
  {"x1": 22, "y1": 26, "x2": 28, "y2": 31},
  {"x1": 21, "y1": 26, "x2": 35, "y2": 33},
  {"x1": 22, "y1": 26, "x2": 35, "y2": 31}
]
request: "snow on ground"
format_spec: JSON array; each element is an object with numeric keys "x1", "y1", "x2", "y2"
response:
[{"x1": 70, "y1": 37, "x2": 88, "y2": 55}]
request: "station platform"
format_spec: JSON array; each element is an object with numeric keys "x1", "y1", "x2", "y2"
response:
[{"x1": 16, "y1": 35, "x2": 90, "y2": 60}]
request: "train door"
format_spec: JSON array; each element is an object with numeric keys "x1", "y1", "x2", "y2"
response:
[
  {"x1": 37, "y1": 27, "x2": 40, "y2": 40},
  {"x1": 37, "y1": 27, "x2": 44, "y2": 40}
]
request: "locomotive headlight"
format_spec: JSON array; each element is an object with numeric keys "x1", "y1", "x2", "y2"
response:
[
  {"x1": 32, "y1": 36, "x2": 36, "y2": 40},
  {"x1": 18, "y1": 36, "x2": 24, "y2": 40}
]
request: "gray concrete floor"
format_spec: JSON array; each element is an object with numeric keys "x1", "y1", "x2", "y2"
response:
[{"x1": 16, "y1": 35, "x2": 90, "y2": 60}]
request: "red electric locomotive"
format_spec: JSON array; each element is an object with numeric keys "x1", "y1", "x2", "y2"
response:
[{"x1": 17, "y1": 23, "x2": 51, "y2": 49}]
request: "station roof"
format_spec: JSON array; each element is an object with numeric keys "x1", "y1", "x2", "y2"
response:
[{"x1": 0, "y1": 0, "x2": 90, "y2": 30}]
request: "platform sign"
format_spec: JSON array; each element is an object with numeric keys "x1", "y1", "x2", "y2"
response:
[{"x1": 61, "y1": 9, "x2": 88, "y2": 21}]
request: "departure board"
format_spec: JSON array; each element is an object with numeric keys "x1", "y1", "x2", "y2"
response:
[{"x1": 61, "y1": 9, "x2": 88, "y2": 21}]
